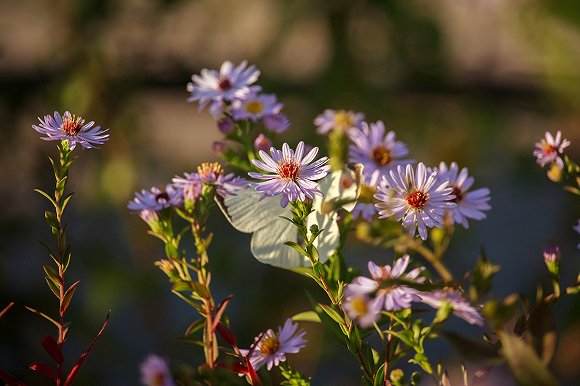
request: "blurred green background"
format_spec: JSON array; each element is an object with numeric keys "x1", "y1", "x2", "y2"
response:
[{"x1": 0, "y1": 0, "x2": 579, "y2": 385}]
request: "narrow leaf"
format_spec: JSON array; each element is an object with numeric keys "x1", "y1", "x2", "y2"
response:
[
  {"x1": 44, "y1": 276, "x2": 61, "y2": 298},
  {"x1": 184, "y1": 319, "x2": 205, "y2": 336},
  {"x1": 499, "y1": 331, "x2": 558, "y2": 386},
  {"x1": 26, "y1": 306, "x2": 60, "y2": 329},
  {"x1": 44, "y1": 211, "x2": 59, "y2": 229},
  {"x1": 318, "y1": 303, "x2": 344, "y2": 325},
  {"x1": 0, "y1": 369, "x2": 27, "y2": 386},
  {"x1": 291, "y1": 310, "x2": 321, "y2": 323},
  {"x1": 211, "y1": 295, "x2": 233, "y2": 332},
  {"x1": 60, "y1": 280, "x2": 80, "y2": 314},
  {"x1": 64, "y1": 311, "x2": 110, "y2": 386},
  {"x1": 41, "y1": 336, "x2": 64, "y2": 364},
  {"x1": 216, "y1": 322, "x2": 237, "y2": 346},
  {"x1": 29, "y1": 362, "x2": 57, "y2": 380},
  {"x1": 0, "y1": 302, "x2": 14, "y2": 319},
  {"x1": 284, "y1": 241, "x2": 309, "y2": 257},
  {"x1": 34, "y1": 189, "x2": 57, "y2": 210}
]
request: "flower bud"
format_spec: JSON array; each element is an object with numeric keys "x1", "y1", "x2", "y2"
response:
[
  {"x1": 212, "y1": 141, "x2": 226, "y2": 155},
  {"x1": 217, "y1": 117, "x2": 234, "y2": 134},
  {"x1": 543, "y1": 245, "x2": 561, "y2": 278},
  {"x1": 253, "y1": 133, "x2": 272, "y2": 152}
]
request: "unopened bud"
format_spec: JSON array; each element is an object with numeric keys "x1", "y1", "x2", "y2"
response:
[
  {"x1": 543, "y1": 245, "x2": 561, "y2": 278},
  {"x1": 217, "y1": 117, "x2": 234, "y2": 135}
]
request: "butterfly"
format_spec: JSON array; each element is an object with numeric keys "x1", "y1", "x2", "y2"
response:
[{"x1": 218, "y1": 167, "x2": 362, "y2": 269}]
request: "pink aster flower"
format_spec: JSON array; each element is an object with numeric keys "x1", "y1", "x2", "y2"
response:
[
  {"x1": 375, "y1": 163, "x2": 456, "y2": 240},
  {"x1": 435, "y1": 162, "x2": 491, "y2": 229},
  {"x1": 32, "y1": 111, "x2": 109, "y2": 150},
  {"x1": 248, "y1": 141, "x2": 331, "y2": 207},
  {"x1": 533, "y1": 131, "x2": 571, "y2": 168},
  {"x1": 140, "y1": 354, "x2": 175, "y2": 386},
  {"x1": 173, "y1": 162, "x2": 247, "y2": 199},
  {"x1": 343, "y1": 294, "x2": 381, "y2": 328},
  {"x1": 128, "y1": 185, "x2": 183, "y2": 212},
  {"x1": 314, "y1": 109, "x2": 364, "y2": 134},
  {"x1": 241, "y1": 319, "x2": 307, "y2": 371},
  {"x1": 187, "y1": 61, "x2": 261, "y2": 111},
  {"x1": 262, "y1": 112, "x2": 291, "y2": 133},
  {"x1": 418, "y1": 289, "x2": 484, "y2": 326},
  {"x1": 345, "y1": 255, "x2": 424, "y2": 312},
  {"x1": 231, "y1": 92, "x2": 283, "y2": 121},
  {"x1": 348, "y1": 121, "x2": 412, "y2": 177}
]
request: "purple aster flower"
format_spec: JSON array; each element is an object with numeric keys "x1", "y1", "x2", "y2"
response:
[
  {"x1": 140, "y1": 354, "x2": 175, "y2": 386},
  {"x1": 418, "y1": 289, "x2": 484, "y2": 326},
  {"x1": 128, "y1": 185, "x2": 183, "y2": 212},
  {"x1": 254, "y1": 133, "x2": 272, "y2": 152},
  {"x1": 248, "y1": 141, "x2": 331, "y2": 207},
  {"x1": 533, "y1": 131, "x2": 570, "y2": 168},
  {"x1": 231, "y1": 92, "x2": 282, "y2": 121},
  {"x1": 32, "y1": 111, "x2": 109, "y2": 150},
  {"x1": 375, "y1": 163, "x2": 456, "y2": 240},
  {"x1": 343, "y1": 294, "x2": 381, "y2": 328},
  {"x1": 348, "y1": 120, "x2": 411, "y2": 178},
  {"x1": 435, "y1": 162, "x2": 491, "y2": 229},
  {"x1": 241, "y1": 318, "x2": 306, "y2": 371},
  {"x1": 314, "y1": 109, "x2": 364, "y2": 134},
  {"x1": 262, "y1": 112, "x2": 291, "y2": 133},
  {"x1": 345, "y1": 255, "x2": 424, "y2": 312},
  {"x1": 187, "y1": 61, "x2": 261, "y2": 111},
  {"x1": 173, "y1": 162, "x2": 247, "y2": 200},
  {"x1": 352, "y1": 170, "x2": 384, "y2": 221}
]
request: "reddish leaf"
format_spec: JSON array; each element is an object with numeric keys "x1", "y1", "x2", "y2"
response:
[
  {"x1": 245, "y1": 356, "x2": 262, "y2": 386},
  {"x1": 0, "y1": 369, "x2": 27, "y2": 386},
  {"x1": 64, "y1": 311, "x2": 110, "y2": 386},
  {"x1": 41, "y1": 336, "x2": 64, "y2": 364},
  {"x1": 211, "y1": 295, "x2": 233, "y2": 332},
  {"x1": 0, "y1": 302, "x2": 14, "y2": 319},
  {"x1": 29, "y1": 362, "x2": 57, "y2": 380},
  {"x1": 215, "y1": 322, "x2": 237, "y2": 347}
]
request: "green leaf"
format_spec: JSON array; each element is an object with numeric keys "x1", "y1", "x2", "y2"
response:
[
  {"x1": 191, "y1": 281, "x2": 210, "y2": 299},
  {"x1": 318, "y1": 303, "x2": 344, "y2": 325},
  {"x1": 291, "y1": 311, "x2": 321, "y2": 323},
  {"x1": 34, "y1": 189, "x2": 57, "y2": 210},
  {"x1": 184, "y1": 318, "x2": 205, "y2": 336},
  {"x1": 284, "y1": 241, "x2": 309, "y2": 257},
  {"x1": 44, "y1": 211, "x2": 59, "y2": 230},
  {"x1": 60, "y1": 192, "x2": 74, "y2": 213},
  {"x1": 60, "y1": 280, "x2": 80, "y2": 314},
  {"x1": 499, "y1": 331, "x2": 558, "y2": 386},
  {"x1": 373, "y1": 363, "x2": 386, "y2": 386}
]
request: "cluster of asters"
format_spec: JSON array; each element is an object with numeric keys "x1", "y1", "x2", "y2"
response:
[
  {"x1": 127, "y1": 162, "x2": 246, "y2": 220},
  {"x1": 314, "y1": 110, "x2": 493, "y2": 240},
  {"x1": 187, "y1": 60, "x2": 290, "y2": 154},
  {"x1": 342, "y1": 255, "x2": 484, "y2": 328}
]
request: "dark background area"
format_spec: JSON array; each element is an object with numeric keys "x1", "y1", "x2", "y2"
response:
[{"x1": 0, "y1": 0, "x2": 579, "y2": 385}]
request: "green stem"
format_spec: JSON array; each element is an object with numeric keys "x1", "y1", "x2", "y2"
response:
[{"x1": 404, "y1": 236, "x2": 453, "y2": 283}]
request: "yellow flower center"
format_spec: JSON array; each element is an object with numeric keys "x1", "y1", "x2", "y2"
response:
[
  {"x1": 197, "y1": 162, "x2": 223, "y2": 179},
  {"x1": 245, "y1": 101, "x2": 264, "y2": 114},
  {"x1": 372, "y1": 146, "x2": 391, "y2": 166},
  {"x1": 61, "y1": 114, "x2": 84, "y2": 136},
  {"x1": 260, "y1": 334, "x2": 280, "y2": 355},
  {"x1": 358, "y1": 184, "x2": 377, "y2": 204},
  {"x1": 351, "y1": 296, "x2": 368, "y2": 316},
  {"x1": 334, "y1": 110, "x2": 355, "y2": 130}
]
